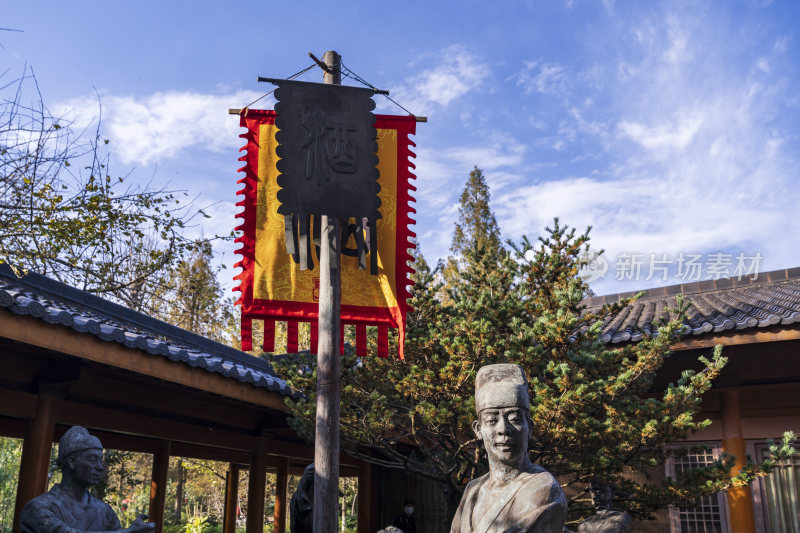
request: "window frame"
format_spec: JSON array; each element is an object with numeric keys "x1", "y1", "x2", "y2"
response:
[
  {"x1": 752, "y1": 440, "x2": 800, "y2": 533},
  {"x1": 665, "y1": 442, "x2": 731, "y2": 533}
]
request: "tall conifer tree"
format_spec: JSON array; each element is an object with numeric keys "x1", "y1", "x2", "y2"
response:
[
  {"x1": 450, "y1": 166, "x2": 502, "y2": 257},
  {"x1": 442, "y1": 167, "x2": 504, "y2": 303},
  {"x1": 276, "y1": 184, "x2": 796, "y2": 526}
]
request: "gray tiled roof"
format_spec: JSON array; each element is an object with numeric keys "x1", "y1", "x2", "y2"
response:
[
  {"x1": 583, "y1": 268, "x2": 800, "y2": 344},
  {"x1": 0, "y1": 264, "x2": 296, "y2": 397}
]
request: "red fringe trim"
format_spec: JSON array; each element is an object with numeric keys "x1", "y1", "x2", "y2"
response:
[
  {"x1": 356, "y1": 324, "x2": 367, "y2": 357},
  {"x1": 286, "y1": 320, "x2": 299, "y2": 353},
  {"x1": 310, "y1": 320, "x2": 318, "y2": 355},
  {"x1": 377, "y1": 326, "x2": 389, "y2": 358},
  {"x1": 263, "y1": 319, "x2": 275, "y2": 353},
  {"x1": 241, "y1": 316, "x2": 253, "y2": 352}
]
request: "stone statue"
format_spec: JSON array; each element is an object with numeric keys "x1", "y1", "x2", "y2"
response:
[
  {"x1": 20, "y1": 426, "x2": 155, "y2": 533},
  {"x1": 577, "y1": 483, "x2": 631, "y2": 533},
  {"x1": 290, "y1": 463, "x2": 315, "y2": 533},
  {"x1": 450, "y1": 364, "x2": 568, "y2": 533}
]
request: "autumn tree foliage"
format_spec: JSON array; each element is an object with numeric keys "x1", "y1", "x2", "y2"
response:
[
  {"x1": 275, "y1": 168, "x2": 795, "y2": 525},
  {"x1": 0, "y1": 70, "x2": 207, "y2": 302}
]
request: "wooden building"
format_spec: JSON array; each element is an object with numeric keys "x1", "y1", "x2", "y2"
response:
[
  {"x1": 0, "y1": 264, "x2": 379, "y2": 533},
  {"x1": 585, "y1": 267, "x2": 800, "y2": 533}
]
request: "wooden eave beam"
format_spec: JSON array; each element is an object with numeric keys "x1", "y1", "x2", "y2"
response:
[
  {"x1": 0, "y1": 389, "x2": 361, "y2": 465},
  {"x1": 0, "y1": 312, "x2": 289, "y2": 412},
  {"x1": 671, "y1": 324, "x2": 800, "y2": 350},
  {"x1": 0, "y1": 415, "x2": 29, "y2": 439},
  {"x1": 67, "y1": 374, "x2": 268, "y2": 432}
]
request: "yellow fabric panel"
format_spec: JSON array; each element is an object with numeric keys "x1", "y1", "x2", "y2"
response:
[{"x1": 253, "y1": 124, "x2": 399, "y2": 308}]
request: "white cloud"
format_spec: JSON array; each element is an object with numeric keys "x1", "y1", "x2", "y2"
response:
[
  {"x1": 55, "y1": 89, "x2": 265, "y2": 166},
  {"x1": 386, "y1": 45, "x2": 490, "y2": 116},
  {"x1": 492, "y1": 4, "x2": 800, "y2": 294},
  {"x1": 411, "y1": 134, "x2": 529, "y2": 262},
  {"x1": 516, "y1": 61, "x2": 569, "y2": 95},
  {"x1": 773, "y1": 36, "x2": 789, "y2": 54},
  {"x1": 601, "y1": 0, "x2": 616, "y2": 11},
  {"x1": 662, "y1": 15, "x2": 692, "y2": 65},
  {"x1": 617, "y1": 113, "x2": 703, "y2": 152}
]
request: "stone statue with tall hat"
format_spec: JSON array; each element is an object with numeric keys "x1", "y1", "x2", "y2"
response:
[
  {"x1": 20, "y1": 426, "x2": 155, "y2": 533},
  {"x1": 577, "y1": 483, "x2": 631, "y2": 533},
  {"x1": 450, "y1": 364, "x2": 567, "y2": 533}
]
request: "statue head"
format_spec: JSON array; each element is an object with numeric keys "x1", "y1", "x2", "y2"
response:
[
  {"x1": 590, "y1": 482, "x2": 614, "y2": 511},
  {"x1": 298, "y1": 463, "x2": 315, "y2": 499},
  {"x1": 472, "y1": 364, "x2": 531, "y2": 467},
  {"x1": 57, "y1": 426, "x2": 105, "y2": 487}
]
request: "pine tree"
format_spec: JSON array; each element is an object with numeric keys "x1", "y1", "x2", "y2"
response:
[
  {"x1": 275, "y1": 215, "x2": 796, "y2": 526},
  {"x1": 450, "y1": 167, "x2": 502, "y2": 257},
  {"x1": 441, "y1": 166, "x2": 504, "y2": 304}
]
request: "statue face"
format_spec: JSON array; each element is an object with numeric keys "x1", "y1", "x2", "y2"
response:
[
  {"x1": 474, "y1": 407, "x2": 530, "y2": 466},
  {"x1": 591, "y1": 483, "x2": 614, "y2": 510},
  {"x1": 66, "y1": 448, "x2": 105, "y2": 487}
]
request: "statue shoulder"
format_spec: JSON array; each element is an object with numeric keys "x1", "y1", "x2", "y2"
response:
[
  {"x1": 90, "y1": 494, "x2": 122, "y2": 530},
  {"x1": 577, "y1": 510, "x2": 632, "y2": 533},
  {"x1": 89, "y1": 492, "x2": 118, "y2": 514},
  {"x1": 463, "y1": 473, "x2": 489, "y2": 495},
  {"x1": 515, "y1": 467, "x2": 567, "y2": 507},
  {"x1": 20, "y1": 487, "x2": 69, "y2": 533},
  {"x1": 21, "y1": 486, "x2": 63, "y2": 515}
]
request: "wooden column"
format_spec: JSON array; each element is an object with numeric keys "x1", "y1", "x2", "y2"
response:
[
  {"x1": 273, "y1": 457, "x2": 288, "y2": 533},
  {"x1": 246, "y1": 439, "x2": 268, "y2": 533},
  {"x1": 314, "y1": 49, "x2": 343, "y2": 533},
  {"x1": 224, "y1": 464, "x2": 241, "y2": 533},
  {"x1": 357, "y1": 462, "x2": 374, "y2": 533},
  {"x1": 13, "y1": 395, "x2": 55, "y2": 533},
  {"x1": 720, "y1": 390, "x2": 756, "y2": 533},
  {"x1": 149, "y1": 440, "x2": 171, "y2": 533}
]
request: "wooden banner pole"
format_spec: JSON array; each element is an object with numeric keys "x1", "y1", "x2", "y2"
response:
[{"x1": 314, "y1": 50, "x2": 342, "y2": 533}]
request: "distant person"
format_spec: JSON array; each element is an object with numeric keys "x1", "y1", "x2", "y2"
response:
[
  {"x1": 392, "y1": 499, "x2": 416, "y2": 533},
  {"x1": 20, "y1": 426, "x2": 155, "y2": 533},
  {"x1": 290, "y1": 464, "x2": 315, "y2": 533}
]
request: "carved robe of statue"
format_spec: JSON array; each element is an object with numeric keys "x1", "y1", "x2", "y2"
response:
[
  {"x1": 577, "y1": 511, "x2": 631, "y2": 533},
  {"x1": 451, "y1": 464, "x2": 567, "y2": 533},
  {"x1": 20, "y1": 484, "x2": 121, "y2": 533}
]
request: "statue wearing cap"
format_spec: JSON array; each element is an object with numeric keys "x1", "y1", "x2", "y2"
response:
[
  {"x1": 450, "y1": 364, "x2": 567, "y2": 533},
  {"x1": 20, "y1": 426, "x2": 155, "y2": 533}
]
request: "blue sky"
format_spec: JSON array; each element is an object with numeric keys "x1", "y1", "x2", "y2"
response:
[{"x1": 3, "y1": 0, "x2": 799, "y2": 295}]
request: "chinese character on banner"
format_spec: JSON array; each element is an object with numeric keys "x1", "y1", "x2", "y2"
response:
[
  {"x1": 233, "y1": 109, "x2": 417, "y2": 359},
  {"x1": 273, "y1": 79, "x2": 381, "y2": 273}
]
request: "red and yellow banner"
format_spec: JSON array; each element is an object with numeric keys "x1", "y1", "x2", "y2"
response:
[{"x1": 234, "y1": 110, "x2": 416, "y2": 358}]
